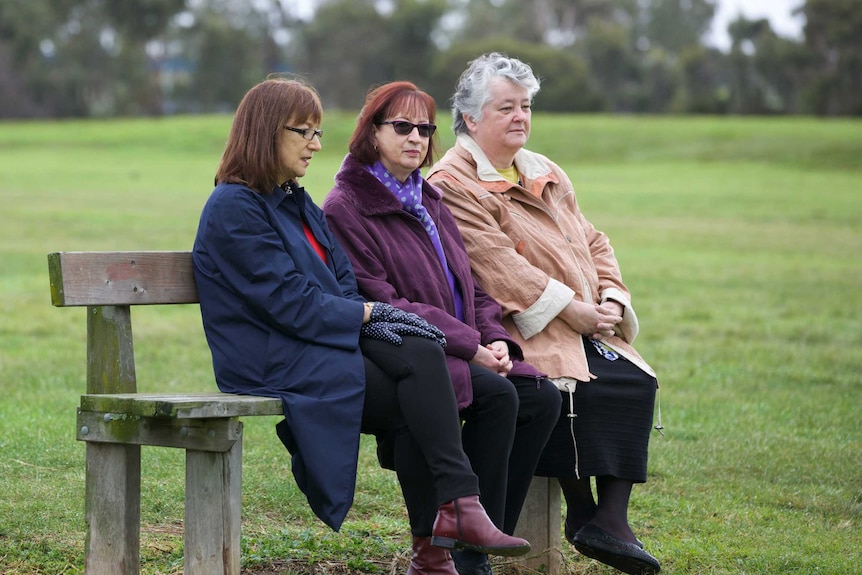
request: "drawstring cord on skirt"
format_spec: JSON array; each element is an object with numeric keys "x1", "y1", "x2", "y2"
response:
[
  {"x1": 654, "y1": 387, "x2": 664, "y2": 435},
  {"x1": 562, "y1": 380, "x2": 580, "y2": 480}
]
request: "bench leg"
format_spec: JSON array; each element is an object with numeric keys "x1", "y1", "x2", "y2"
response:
[
  {"x1": 184, "y1": 426, "x2": 243, "y2": 575},
  {"x1": 84, "y1": 442, "x2": 141, "y2": 575},
  {"x1": 514, "y1": 476, "x2": 562, "y2": 575}
]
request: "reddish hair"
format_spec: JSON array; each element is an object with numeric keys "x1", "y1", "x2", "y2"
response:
[
  {"x1": 349, "y1": 81, "x2": 438, "y2": 168},
  {"x1": 216, "y1": 77, "x2": 322, "y2": 193}
]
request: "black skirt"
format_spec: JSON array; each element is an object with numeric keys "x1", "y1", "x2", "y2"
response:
[{"x1": 533, "y1": 337, "x2": 657, "y2": 482}]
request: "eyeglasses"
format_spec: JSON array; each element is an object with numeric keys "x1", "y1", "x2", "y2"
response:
[
  {"x1": 377, "y1": 121, "x2": 437, "y2": 138},
  {"x1": 283, "y1": 125, "x2": 323, "y2": 140}
]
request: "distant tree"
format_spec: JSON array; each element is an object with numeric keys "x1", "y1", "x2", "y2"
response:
[
  {"x1": 47, "y1": 4, "x2": 118, "y2": 116},
  {"x1": 446, "y1": 0, "x2": 639, "y2": 47},
  {"x1": 538, "y1": 0, "x2": 637, "y2": 46},
  {"x1": 726, "y1": 16, "x2": 810, "y2": 114},
  {"x1": 634, "y1": 46, "x2": 681, "y2": 113},
  {"x1": 727, "y1": 17, "x2": 778, "y2": 113},
  {"x1": 674, "y1": 45, "x2": 730, "y2": 113},
  {"x1": 0, "y1": 0, "x2": 78, "y2": 117},
  {"x1": 385, "y1": 0, "x2": 448, "y2": 84},
  {"x1": 102, "y1": 0, "x2": 186, "y2": 42},
  {"x1": 799, "y1": 0, "x2": 862, "y2": 115},
  {"x1": 184, "y1": 12, "x2": 270, "y2": 113},
  {"x1": 639, "y1": 0, "x2": 716, "y2": 55},
  {"x1": 291, "y1": 0, "x2": 388, "y2": 108},
  {"x1": 430, "y1": 38, "x2": 602, "y2": 117},
  {"x1": 444, "y1": 0, "x2": 542, "y2": 46},
  {"x1": 635, "y1": 0, "x2": 715, "y2": 114},
  {"x1": 0, "y1": 0, "x2": 857, "y2": 117},
  {"x1": 288, "y1": 0, "x2": 447, "y2": 108},
  {"x1": 576, "y1": 18, "x2": 639, "y2": 112},
  {"x1": 101, "y1": 0, "x2": 188, "y2": 115}
]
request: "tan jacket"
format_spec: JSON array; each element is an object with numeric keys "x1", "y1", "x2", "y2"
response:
[{"x1": 428, "y1": 135, "x2": 655, "y2": 384}]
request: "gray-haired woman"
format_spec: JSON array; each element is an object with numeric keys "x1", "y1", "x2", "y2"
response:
[{"x1": 428, "y1": 52, "x2": 662, "y2": 575}]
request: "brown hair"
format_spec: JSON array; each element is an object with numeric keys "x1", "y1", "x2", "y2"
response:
[
  {"x1": 349, "y1": 81, "x2": 438, "y2": 168},
  {"x1": 215, "y1": 77, "x2": 323, "y2": 193}
]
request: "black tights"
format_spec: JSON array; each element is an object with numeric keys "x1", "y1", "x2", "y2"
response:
[{"x1": 560, "y1": 476, "x2": 638, "y2": 544}]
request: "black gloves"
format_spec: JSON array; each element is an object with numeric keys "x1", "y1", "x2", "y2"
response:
[{"x1": 360, "y1": 302, "x2": 446, "y2": 347}]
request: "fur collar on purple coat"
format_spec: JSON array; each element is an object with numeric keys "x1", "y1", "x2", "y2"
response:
[{"x1": 324, "y1": 153, "x2": 542, "y2": 409}]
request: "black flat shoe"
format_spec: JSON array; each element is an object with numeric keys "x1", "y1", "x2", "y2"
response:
[
  {"x1": 565, "y1": 518, "x2": 643, "y2": 549},
  {"x1": 452, "y1": 549, "x2": 493, "y2": 575},
  {"x1": 573, "y1": 523, "x2": 660, "y2": 575}
]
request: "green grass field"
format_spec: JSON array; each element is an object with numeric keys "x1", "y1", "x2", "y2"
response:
[{"x1": 0, "y1": 112, "x2": 860, "y2": 575}]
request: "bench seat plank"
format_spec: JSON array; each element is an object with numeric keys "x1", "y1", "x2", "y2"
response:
[{"x1": 79, "y1": 393, "x2": 283, "y2": 419}]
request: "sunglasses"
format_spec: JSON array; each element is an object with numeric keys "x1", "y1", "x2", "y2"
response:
[{"x1": 377, "y1": 121, "x2": 437, "y2": 138}]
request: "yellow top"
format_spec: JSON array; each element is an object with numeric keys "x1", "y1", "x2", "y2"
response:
[{"x1": 496, "y1": 164, "x2": 519, "y2": 184}]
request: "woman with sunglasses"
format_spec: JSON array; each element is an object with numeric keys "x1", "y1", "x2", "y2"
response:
[
  {"x1": 323, "y1": 81, "x2": 561, "y2": 575},
  {"x1": 192, "y1": 77, "x2": 530, "y2": 572}
]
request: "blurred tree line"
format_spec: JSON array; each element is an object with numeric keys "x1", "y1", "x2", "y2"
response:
[{"x1": 1, "y1": 0, "x2": 860, "y2": 119}]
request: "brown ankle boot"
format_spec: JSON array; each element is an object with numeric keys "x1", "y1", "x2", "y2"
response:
[
  {"x1": 407, "y1": 536, "x2": 458, "y2": 575},
  {"x1": 431, "y1": 496, "x2": 530, "y2": 557}
]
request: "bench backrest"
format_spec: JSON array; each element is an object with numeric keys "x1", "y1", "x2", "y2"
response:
[
  {"x1": 48, "y1": 251, "x2": 198, "y2": 307},
  {"x1": 48, "y1": 251, "x2": 198, "y2": 394}
]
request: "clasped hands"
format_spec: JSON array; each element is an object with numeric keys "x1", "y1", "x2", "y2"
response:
[
  {"x1": 561, "y1": 299, "x2": 624, "y2": 340},
  {"x1": 360, "y1": 302, "x2": 447, "y2": 347},
  {"x1": 471, "y1": 340, "x2": 513, "y2": 376}
]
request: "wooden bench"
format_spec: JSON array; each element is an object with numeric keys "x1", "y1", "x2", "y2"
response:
[{"x1": 48, "y1": 250, "x2": 561, "y2": 575}]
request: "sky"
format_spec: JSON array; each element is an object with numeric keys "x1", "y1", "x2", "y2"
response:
[{"x1": 706, "y1": 0, "x2": 805, "y2": 50}]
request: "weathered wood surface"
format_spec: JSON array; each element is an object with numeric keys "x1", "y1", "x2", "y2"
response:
[
  {"x1": 79, "y1": 393, "x2": 284, "y2": 418},
  {"x1": 87, "y1": 305, "x2": 136, "y2": 394},
  {"x1": 514, "y1": 476, "x2": 563, "y2": 574},
  {"x1": 49, "y1": 251, "x2": 198, "y2": 307},
  {"x1": 77, "y1": 410, "x2": 244, "y2": 451},
  {"x1": 185, "y1": 441, "x2": 243, "y2": 574},
  {"x1": 84, "y1": 442, "x2": 141, "y2": 575}
]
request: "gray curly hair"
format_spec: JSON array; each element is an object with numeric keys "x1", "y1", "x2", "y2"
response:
[{"x1": 451, "y1": 52, "x2": 541, "y2": 135}]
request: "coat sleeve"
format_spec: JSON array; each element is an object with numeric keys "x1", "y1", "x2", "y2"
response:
[
  {"x1": 195, "y1": 188, "x2": 364, "y2": 350},
  {"x1": 431, "y1": 172, "x2": 574, "y2": 340},
  {"x1": 560, "y1": 170, "x2": 640, "y2": 344},
  {"x1": 324, "y1": 195, "x2": 482, "y2": 361},
  {"x1": 472, "y1": 280, "x2": 525, "y2": 359}
]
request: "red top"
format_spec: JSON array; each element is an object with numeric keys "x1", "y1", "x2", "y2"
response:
[{"x1": 303, "y1": 221, "x2": 328, "y2": 263}]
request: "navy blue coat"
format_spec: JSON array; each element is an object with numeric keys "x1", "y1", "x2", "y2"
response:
[{"x1": 193, "y1": 181, "x2": 367, "y2": 531}]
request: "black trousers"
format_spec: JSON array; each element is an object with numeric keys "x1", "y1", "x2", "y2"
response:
[
  {"x1": 502, "y1": 373, "x2": 561, "y2": 534},
  {"x1": 359, "y1": 336, "x2": 480, "y2": 527},
  {"x1": 367, "y1": 346, "x2": 560, "y2": 537},
  {"x1": 463, "y1": 366, "x2": 561, "y2": 535}
]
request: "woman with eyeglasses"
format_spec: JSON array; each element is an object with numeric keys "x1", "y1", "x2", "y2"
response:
[
  {"x1": 323, "y1": 81, "x2": 561, "y2": 575},
  {"x1": 192, "y1": 77, "x2": 530, "y2": 571},
  {"x1": 426, "y1": 53, "x2": 662, "y2": 575}
]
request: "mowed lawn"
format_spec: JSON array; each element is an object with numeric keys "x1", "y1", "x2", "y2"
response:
[{"x1": 0, "y1": 112, "x2": 859, "y2": 575}]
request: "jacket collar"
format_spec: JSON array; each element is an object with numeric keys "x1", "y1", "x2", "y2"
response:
[
  {"x1": 456, "y1": 134, "x2": 556, "y2": 184},
  {"x1": 334, "y1": 153, "x2": 441, "y2": 217}
]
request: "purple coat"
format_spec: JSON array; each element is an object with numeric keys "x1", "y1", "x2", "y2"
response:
[{"x1": 323, "y1": 153, "x2": 541, "y2": 409}]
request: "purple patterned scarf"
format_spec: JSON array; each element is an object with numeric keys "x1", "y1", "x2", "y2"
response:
[{"x1": 366, "y1": 162, "x2": 464, "y2": 320}]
